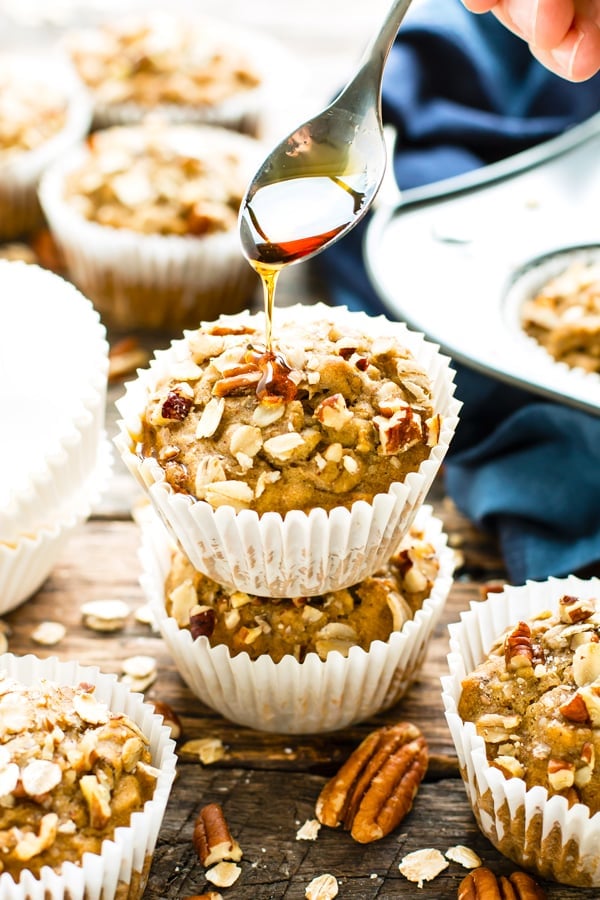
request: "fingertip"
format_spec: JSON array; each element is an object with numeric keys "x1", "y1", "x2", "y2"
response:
[
  {"x1": 462, "y1": 0, "x2": 498, "y2": 13},
  {"x1": 534, "y1": 21, "x2": 600, "y2": 81},
  {"x1": 532, "y1": 0, "x2": 574, "y2": 49}
]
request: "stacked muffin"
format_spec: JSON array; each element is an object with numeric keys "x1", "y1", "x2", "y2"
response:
[
  {"x1": 0, "y1": 261, "x2": 111, "y2": 614},
  {"x1": 117, "y1": 302, "x2": 461, "y2": 732}
]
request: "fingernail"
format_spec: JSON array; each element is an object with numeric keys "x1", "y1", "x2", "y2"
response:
[{"x1": 550, "y1": 30, "x2": 585, "y2": 79}]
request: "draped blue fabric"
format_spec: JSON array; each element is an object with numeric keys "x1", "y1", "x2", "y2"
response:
[{"x1": 315, "y1": 0, "x2": 600, "y2": 583}]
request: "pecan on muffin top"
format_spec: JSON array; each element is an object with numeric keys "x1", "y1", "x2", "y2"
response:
[{"x1": 137, "y1": 309, "x2": 441, "y2": 515}]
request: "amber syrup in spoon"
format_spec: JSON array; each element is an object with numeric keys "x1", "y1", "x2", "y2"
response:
[{"x1": 239, "y1": 138, "x2": 368, "y2": 368}]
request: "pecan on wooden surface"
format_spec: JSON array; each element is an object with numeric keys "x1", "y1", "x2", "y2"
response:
[
  {"x1": 192, "y1": 802, "x2": 242, "y2": 867},
  {"x1": 458, "y1": 867, "x2": 547, "y2": 899},
  {"x1": 315, "y1": 721, "x2": 428, "y2": 843}
]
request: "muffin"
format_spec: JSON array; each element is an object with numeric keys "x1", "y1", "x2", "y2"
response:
[
  {"x1": 63, "y1": 10, "x2": 280, "y2": 135},
  {"x1": 0, "y1": 652, "x2": 176, "y2": 898},
  {"x1": 520, "y1": 257, "x2": 600, "y2": 373},
  {"x1": 38, "y1": 123, "x2": 264, "y2": 331},
  {"x1": 116, "y1": 303, "x2": 460, "y2": 596},
  {"x1": 443, "y1": 576, "x2": 600, "y2": 888},
  {"x1": 139, "y1": 503, "x2": 454, "y2": 733},
  {"x1": 0, "y1": 52, "x2": 91, "y2": 240}
]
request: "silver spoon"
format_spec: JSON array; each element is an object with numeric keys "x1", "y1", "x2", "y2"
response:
[{"x1": 239, "y1": 0, "x2": 413, "y2": 278}]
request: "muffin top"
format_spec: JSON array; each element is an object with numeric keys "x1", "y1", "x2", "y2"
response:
[
  {"x1": 137, "y1": 308, "x2": 440, "y2": 515},
  {"x1": 0, "y1": 68, "x2": 67, "y2": 161},
  {"x1": 521, "y1": 260, "x2": 600, "y2": 373},
  {"x1": 65, "y1": 11, "x2": 261, "y2": 110},
  {"x1": 62, "y1": 124, "x2": 253, "y2": 236},
  {"x1": 0, "y1": 674, "x2": 159, "y2": 878},
  {"x1": 165, "y1": 522, "x2": 441, "y2": 662},
  {"x1": 458, "y1": 593, "x2": 600, "y2": 812}
]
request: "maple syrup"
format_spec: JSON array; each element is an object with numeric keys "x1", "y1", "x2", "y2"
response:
[{"x1": 240, "y1": 155, "x2": 367, "y2": 353}]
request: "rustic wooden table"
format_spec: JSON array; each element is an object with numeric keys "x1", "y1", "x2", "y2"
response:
[{"x1": 3, "y1": 1, "x2": 599, "y2": 897}]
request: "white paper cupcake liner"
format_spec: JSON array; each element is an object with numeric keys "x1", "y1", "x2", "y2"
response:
[
  {"x1": 442, "y1": 575, "x2": 600, "y2": 887},
  {"x1": 0, "y1": 52, "x2": 92, "y2": 240},
  {"x1": 116, "y1": 303, "x2": 461, "y2": 597},
  {"x1": 38, "y1": 126, "x2": 267, "y2": 332},
  {"x1": 0, "y1": 261, "x2": 108, "y2": 543},
  {"x1": 138, "y1": 502, "x2": 454, "y2": 734},
  {"x1": 0, "y1": 652, "x2": 177, "y2": 900},
  {"x1": 0, "y1": 437, "x2": 113, "y2": 616}
]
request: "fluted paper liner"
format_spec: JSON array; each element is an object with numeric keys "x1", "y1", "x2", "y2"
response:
[
  {"x1": 0, "y1": 653, "x2": 177, "y2": 899},
  {"x1": 116, "y1": 304, "x2": 461, "y2": 597},
  {"x1": 0, "y1": 437, "x2": 113, "y2": 616},
  {"x1": 0, "y1": 52, "x2": 91, "y2": 240},
  {"x1": 0, "y1": 261, "x2": 108, "y2": 543},
  {"x1": 442, "y1": 575, "x2": 600, "y2": 887},
  {"x1": 138, "y1": 503, "x2": 454, "y2": 734},
  {"x1": 38, "y1": 125, "x2": 267, "y2": 331}
]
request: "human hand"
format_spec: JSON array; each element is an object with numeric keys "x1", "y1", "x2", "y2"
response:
[{"x1": 462, "y1": 0, "x2": 600, "y2": 80}]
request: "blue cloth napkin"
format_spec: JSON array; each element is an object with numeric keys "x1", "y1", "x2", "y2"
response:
[{"x1": 315, "y1": 0, "x2": 600, "y2": 584}]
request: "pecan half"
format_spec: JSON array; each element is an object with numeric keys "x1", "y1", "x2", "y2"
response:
[
  {"x1": 504, "y1": 622, "x2": 534, "y2": 672},
  {"x1": 315, "y1": 722, "x2": 428, "y2": 843},
  {"x1": 192, "y1": 802, "x2": 242, "y2": 868},
  {"x1": 458, "y1": 867, "x2": 546, "y2": 899}
]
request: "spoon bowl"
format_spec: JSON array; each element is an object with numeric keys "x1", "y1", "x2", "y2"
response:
[{"x1": 239, "y1": 0, "x2": 413, "y2": 269}]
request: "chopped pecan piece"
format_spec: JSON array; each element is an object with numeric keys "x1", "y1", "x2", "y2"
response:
[
  {"x1": 559, "y1": 594, "x2": 596, "y2": 624},
  {"x1": 315, "y1": 722, "x2": 428, "y2": 843},
  {"x1": 560, "y1": 691, "x2": 592, "y2": 724},
  {"x1": 193, "y1": 802, "x2": 242, "y2": 868},
  {"x1": 458, "y1": 866, "x2": 546, "y2": 899},
  {"x1": 504, "y1": 622, "x2": 534, "y2": 672}
]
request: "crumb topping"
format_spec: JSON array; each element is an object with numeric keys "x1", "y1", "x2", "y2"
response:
[
  {"x1": 138, "y1": 310, "x2": 440, "y2": 515},
  {"x1": 0, "y1": 72, "x2": 66, "y2": 160},
  {"x1": 63, "y1": 125, "x2": 249, "y2": 236},
  {"x1": 0, "y1": 674, "x2": 158, "y2": 878},
  {"x1": 65, "y1": 12, "x2": 261, "y2": 109},
  {"x1": 521, "y1": 261, "x2": 600, "y2": 373},
  {"x1": 459, "y1": 594, "x2": 600, "y2": 810}
]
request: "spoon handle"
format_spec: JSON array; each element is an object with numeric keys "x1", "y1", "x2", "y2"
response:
[{"x1": 338, "y1": 0, "x2": 414, "y2": 112}]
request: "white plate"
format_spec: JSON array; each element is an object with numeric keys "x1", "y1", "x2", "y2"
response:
[{"x1": 365, "y1": 113, "x2": 600, "y2": 416}]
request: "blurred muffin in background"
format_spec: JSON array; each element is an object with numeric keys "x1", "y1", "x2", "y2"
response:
[
  {"x1": 63, "y1": 10, "x2": 281, "y2": 136},
  {"x1": 0, "y1": 53, "x2": 91, "y2": 240},
  {"x1": 39, "y1": 122, "x2": 265, "y2": 331},
  {"x1": 521, "y1": 258, "x2": 600, "y2": 374}
]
